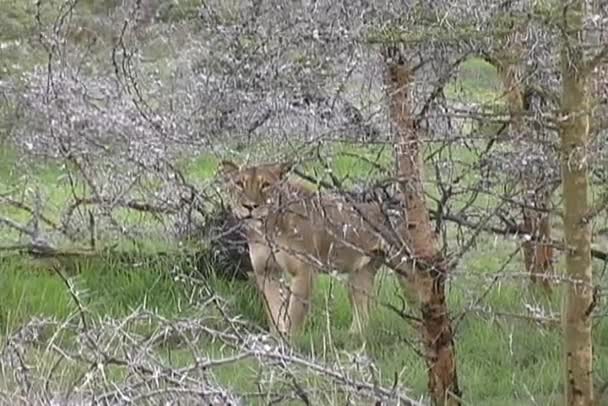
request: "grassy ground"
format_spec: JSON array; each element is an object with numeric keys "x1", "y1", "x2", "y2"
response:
[
  {"x1": 2, "y1": 143, "x2": 608, "y2": 404},
  {"x1": 2, "y1": 238, "x2": 607, "y2": 404}
]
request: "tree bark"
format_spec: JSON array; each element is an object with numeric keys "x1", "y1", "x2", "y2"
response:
[
  {"x1": 493, "y1": 35, "x2": 554, "y2": 293},
  {"x1": 383, "y1": 48, "x2": 461, "y2": 406},
  {"x1": 560, "y1": 1, "x2": 595, "y2": 404}
]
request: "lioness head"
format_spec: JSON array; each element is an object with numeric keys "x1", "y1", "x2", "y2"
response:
[{"x1": 219, "y1": 160, "x2": 294, "y2": 220}]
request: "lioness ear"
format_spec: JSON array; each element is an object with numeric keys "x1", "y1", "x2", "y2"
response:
[
  {"x1": 218, "y1": 160, "x2": 239, "y2": 176},
  {"x1": 276, "y1": 161, "x2": 294, "y2": 178}
]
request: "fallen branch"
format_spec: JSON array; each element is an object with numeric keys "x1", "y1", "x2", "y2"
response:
[{"x1": 0, "y1": 196, "x2": 62, "y2": 231}]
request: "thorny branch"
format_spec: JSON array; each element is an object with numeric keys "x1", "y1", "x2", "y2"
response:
[{"x1": 0, "y1": 266, "x2": 424, "y2": 405}]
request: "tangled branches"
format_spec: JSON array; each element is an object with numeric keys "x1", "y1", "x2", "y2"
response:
[{"x1": 0, "y1": 267, "x2": 421, "y2": 406}]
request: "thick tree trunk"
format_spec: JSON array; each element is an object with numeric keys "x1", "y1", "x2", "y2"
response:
[
  {"x1": 560, "y1": 1, "x2": 594, "y2": 404},
  {"x1": 495, "y1": 53, "x2": 554, "y2": 293},
  {"x1": 384, "y1": 50, "x2": 461, "y2": 406}
]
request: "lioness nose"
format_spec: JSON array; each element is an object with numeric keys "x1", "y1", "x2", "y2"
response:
[{"x1": 243, "y1": 203, "x2": 257, "y2": 211}]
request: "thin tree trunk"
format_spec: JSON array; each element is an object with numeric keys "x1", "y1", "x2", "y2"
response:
[
  {"x1": 523, "y1": 190, "x2": 553, "y2": 294},
  {"x1": 494, "y1": 48, "x2": 554, "y2": 293},
  {"x1": 522, "y1": 188, "x2": 553, "y2": 293},
  {"x1": 560, "y1": 0, "x2": 594, "y2": 404},
  {"x1": 383, "y1": 48, "x2": 461, "y2": 406}
]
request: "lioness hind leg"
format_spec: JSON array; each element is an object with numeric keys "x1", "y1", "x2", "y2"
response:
[
  {"x1": 347, "y1": 265, "x2": 377, "y2": 334},
  {"x1": 395, "y1": 260, "x2": 421, "y2": 310}
]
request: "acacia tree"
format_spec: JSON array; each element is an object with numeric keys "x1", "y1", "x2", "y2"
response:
[
  {"x1": 487, "y1": 12, "x2": 556, "y2": 293},
  {"x1": 559, "y1": 0, "x2": 597, "y2": 403},
  {"x1": 383, "y1": 45, "x2": 461, "y2": 405},
  {"x1": 475, "y1": 1, "x2": 604, "y2": 399}
]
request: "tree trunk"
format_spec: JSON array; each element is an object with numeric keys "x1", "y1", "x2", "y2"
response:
[
  {"x1": 522, "y1": 188, "x2": 553, "y2": 293},
  {"x1": 383, "y1": 48, "x2": 461, "y2": 406},
  {"x1": 560, "y1": 1, "x2": 594, "y2": 404},
  {"x1": 494, "y1": 45, "x2": 554, "y2": 294}
]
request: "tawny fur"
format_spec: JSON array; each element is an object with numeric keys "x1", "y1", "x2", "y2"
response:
[{"x1": 219, "y1": 160, "x2": 415, "y2": 336}]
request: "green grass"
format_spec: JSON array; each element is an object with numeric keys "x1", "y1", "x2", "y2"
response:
[
  {"x1": 0, "y1": 255, "x2": 187, "y2": 329},
  {"x1": 3, "y1": 239, "x2": 606, "y2": 404},
  {"x1": 446, "y1": 57, "x2": 503, "y2": 104}
]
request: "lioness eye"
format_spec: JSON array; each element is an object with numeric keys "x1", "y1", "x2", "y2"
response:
[
  {"x1": 235, "y1": 180, "x2": 244, "y2": 188},
  {"x1": 261, "y1": 181, "x2": 271, "y2": 189}
]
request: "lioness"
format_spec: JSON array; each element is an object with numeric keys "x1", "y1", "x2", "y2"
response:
[{"x1": 219, "y1": 160, "x2": 414, "y2": 336}]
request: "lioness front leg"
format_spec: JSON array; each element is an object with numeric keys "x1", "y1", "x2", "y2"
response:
[
  {"x1": 251, "y1": 249, "x2": 290, "y2": 335},
  {"x1": 254, "y1": 267, "x2": 290, "y2": 335},
  {"x1": 284, "y1": 267, "x2": 314, "y2": 335}
]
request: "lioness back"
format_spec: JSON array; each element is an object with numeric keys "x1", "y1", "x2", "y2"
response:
[{"x1": 220, "y1": 160, "x2": 400, "y2": 273}]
